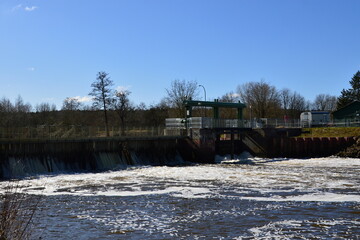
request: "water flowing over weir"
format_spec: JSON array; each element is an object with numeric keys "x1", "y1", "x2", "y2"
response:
[
  {"x1": 1, "y1": 157, "x2": 359, "y2": 239},
  {"x1": 0, "y1": 129, "x2": 358, "y2": 178},
  {"x1": 0, "y1": 137, "x2": 193, "y2": 179}
]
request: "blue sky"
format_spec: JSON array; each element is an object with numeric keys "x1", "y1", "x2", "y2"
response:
[{"x1": 1, "y1": 0, "x2": 359, "y2": 109}]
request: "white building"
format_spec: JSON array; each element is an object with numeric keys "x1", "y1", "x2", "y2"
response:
[{"x1": 300, "y1": 111, "x2": 331, "y2": 127}]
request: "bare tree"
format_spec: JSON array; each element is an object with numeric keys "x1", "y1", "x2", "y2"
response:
[
  {"x1": 0, "y1": 97, "x2": 14, "y2": 113},
  {"x1": 289, "y1": 92, "x2": 306, "y2": 118},
  {"x1": 280, "y1": 88, "x2": 291, "y2": 116},
  {"x1": 313, "y1": 94, "x2": 337, "y2": 111},
  {"x1": 137, "y1": 102, "x2": 147, "y2": 111},
  {"x1": 34, "y1": 102, "x2": 56, "y2": 125},
  {"x1": 114, "y1": 89, "x2": 132, "y2": 136},
  {"x1": 14, "y1": 96, "x2": 32, "y2": 113},
  {"x1": 0, "y1": 97, "x2": 14, "y2": 128},
  {"x1": 145, "y1": 99, "x2": 169, "y2": 126},
  {"x1": 13, "y1": 96, "x2": 32, "y2": 127},
  {"x1": 35, "y1": 103, "x2": 51, "y2": 112},
  {"x1": 89, "y1": 71, "x2": 114, "y2": 137},
  {"x1": 218, "y1": 91, "x2": 241, "y2": 118},
  {"x1": 165, "y1": 79, "x2": 199, "y2": 117},
  {"x1": 62, "y1": 97, "x2": 82, "y2": 111},
  {"x1": 220, "y1": 91, "x2": 240, "y2": 103},
  {"x1": 237, "y1": 80, "x2": 281, "y2": 118},
  {"x1": 0, "y1": 96, "x2": 32, "y2": 128},
  {"x1": 280, "y1": 89, "x2": 306, "y2": 119}
]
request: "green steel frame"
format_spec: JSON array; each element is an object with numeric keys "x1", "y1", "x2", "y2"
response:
[{"x1": 183, "y1": 99, "x2": 246, "y2": 120}]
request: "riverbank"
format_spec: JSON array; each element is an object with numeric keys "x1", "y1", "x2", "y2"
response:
[
  {"x1": 299, "y1": 127, "x2": 360, "y2": 138},
  {"x1": 298, "y1": 127, "x2": 360, "y2": 158},
  {"x1": 336, "y1": 137, "x2": 360, "y2": 158}
]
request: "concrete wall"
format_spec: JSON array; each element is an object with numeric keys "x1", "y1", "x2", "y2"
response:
[
  {"x1": 1, "y1": 130, "x2": 356, "y2": 178},
  {"x1": 214, "y1": 128, "x2": 356, "y2": 158},
  {"x1": 268, "y1": 137, "x2": 356, "y2": 158},
  {"x1": 0, "y1": 136, "x2": 190, "y2": 179}
]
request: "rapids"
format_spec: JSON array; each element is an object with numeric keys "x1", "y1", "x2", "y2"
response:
[{"x1": 1, "y1": 156, "x2": 359, "y2": 239}]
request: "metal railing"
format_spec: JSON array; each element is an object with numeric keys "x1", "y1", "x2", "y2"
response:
[
  {"x1": 1, "y1": 119, "x2": 358, "y2": 140},
  {"x1": 0, "y1": 126, "x2": 184, "y2": 139},
  {"x1": 166, "y1": 117, "x2": 360, "y2": 129},
  {"x1": 166, "y1": 117, "x2": 302, "y2": 129}
]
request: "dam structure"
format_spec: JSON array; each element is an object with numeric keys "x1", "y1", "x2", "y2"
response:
[
  {"x1": 172, "y1": 99, "x2": 356, "y2": 161},
  {"x1": 0, "y1": 136, "x2": 192, "y2": 179},
  {"x1": 0, "y1": 99, "x2": 357, "y2": 178}
]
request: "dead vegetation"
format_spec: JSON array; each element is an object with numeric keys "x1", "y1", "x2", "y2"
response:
[
  {"x1": 299, "y1": 127, "x2": 360, "y2": 138},
  {"x1": 0, "y1": 182, "x2": 41, "y2": 240},
  {"x1": 337, "y1": 137, "x2": 360, "y2": 158}
]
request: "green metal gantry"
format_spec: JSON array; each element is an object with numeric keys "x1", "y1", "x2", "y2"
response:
[{"x1": 183, "y1": 99, "x2": 246, "y2": 120}]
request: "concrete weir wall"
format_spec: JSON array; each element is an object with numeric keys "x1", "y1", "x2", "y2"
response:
[
  {"x1": 214, "y1": 128, "x2": 357, "y2": 158},
  {"x1": 0, "y1": 136, "x2": 190, "y2": 179},
  {"x1": 1, "y1": 129, "x2": 356, "y2": 178},
  {"x1": 269, "y1": 137, "x2": 356, "y2": 158},
  {"x1": 252, "y1": 128, "x2": 357, "y2": 158}
]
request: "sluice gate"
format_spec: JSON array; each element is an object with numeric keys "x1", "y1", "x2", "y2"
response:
[{"x1": 190, "y1": 127, "x2": 356, "y2": 159}]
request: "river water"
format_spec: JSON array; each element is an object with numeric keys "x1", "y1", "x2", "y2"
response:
[{"x1": 1, "y1": 156, "x2": 360, "y2": 239}]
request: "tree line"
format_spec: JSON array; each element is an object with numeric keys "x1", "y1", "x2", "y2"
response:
[{"x1": 0, "y1": 70, "x2": 359, "y2": 134}]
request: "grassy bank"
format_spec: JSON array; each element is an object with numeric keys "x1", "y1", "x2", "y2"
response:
[{"x1": 299, "y1": 127, "x2": 360, "y2": 138}]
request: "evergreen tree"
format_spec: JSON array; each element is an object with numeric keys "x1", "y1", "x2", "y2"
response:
[{"x1": 337, "y1": 71, "x2": 360, "y2": 109}]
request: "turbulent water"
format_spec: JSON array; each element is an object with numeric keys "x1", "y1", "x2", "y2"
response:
[{"x1": 1, "y1": 156, "x2": 360, "y2": 239}]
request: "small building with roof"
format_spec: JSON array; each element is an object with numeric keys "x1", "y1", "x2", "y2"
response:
[{"x1": 300, "y1": 111, "x2": 331, "y2": 127}]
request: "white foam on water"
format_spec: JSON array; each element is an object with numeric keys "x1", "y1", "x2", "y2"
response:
[
  {"x1": 241, "y1": 192, "x2": 360, "y2": 202},
  {"x1": 265, "y1": 156, "x2": 360, "y2": 167},
  {"x1": 168, "y1": 186, "x2": 212, "y2": 198},
  {"x1": 94, "y1": 186, "x2": 211, "y2": 198},
  {"x1": 247, "y1": 218, "x2": 360, "y2": 239},
  {"x1": 1, "y1": 157, "x2": 359, "y2": 202}
]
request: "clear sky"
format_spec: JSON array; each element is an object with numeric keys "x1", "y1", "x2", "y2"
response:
[{"x1": 1, "y1": 0, "x2": 359, "y2": 109}]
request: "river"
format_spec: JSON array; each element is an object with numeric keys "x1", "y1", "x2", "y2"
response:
[{"x1": 1, "y1": 156, "x2": 359, "y2": 239}]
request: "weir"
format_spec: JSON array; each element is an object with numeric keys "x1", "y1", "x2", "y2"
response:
[
  {"x1": 0, "y1": 136, "x2": 199, "y2": 179},
  {"x1": 211, "y1": 128, "x2": 357, "y2": 158},
  {"x1": 1, "y1": 95, "x2": 358, "y2": 178},
  {"x1": 0, "y1": 130, "x2": 357, "y2": 179},
  {"x1": 178, "y1": 99, "x2": 357, "y2": 160}
]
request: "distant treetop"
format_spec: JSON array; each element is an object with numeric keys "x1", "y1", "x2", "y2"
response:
[{"x1": 337, "y1": 70, "x2": 360, "y2": 109}]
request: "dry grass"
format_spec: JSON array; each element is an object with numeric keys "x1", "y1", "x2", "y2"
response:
[
  {"x1": 299, "y1": 127, "x2": 360, "y2": 138},
  {"x1": 0, "y1": 182, "x2": 41, "y2": 240}
]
